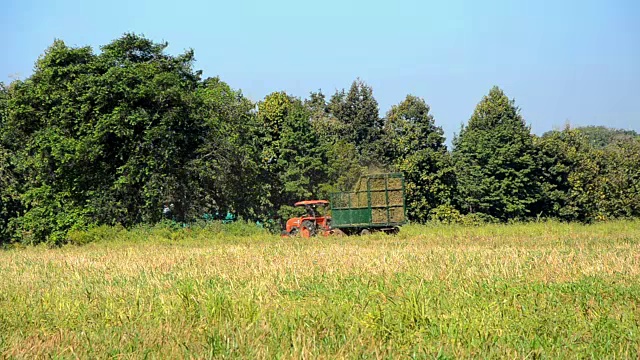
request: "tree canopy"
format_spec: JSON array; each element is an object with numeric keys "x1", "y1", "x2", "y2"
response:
[
  {"x1": 452, "y1": 87, "x2": 540, "y2": 221},
  {"x1": 0, "y1": 34, "x2": 638, "y2": 244}
]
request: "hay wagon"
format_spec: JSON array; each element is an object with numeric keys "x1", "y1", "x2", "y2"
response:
[{"x1": 329, "y1": 173, "x2": 407, "y2": 235}]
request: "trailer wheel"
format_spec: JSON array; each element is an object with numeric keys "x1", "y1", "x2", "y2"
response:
[
  {"x1": 380, "y1": 227, "x2": 400, "y2": 235},
  {"x1": 360, "y1": 228, "x2": 371, "y2": 236}
]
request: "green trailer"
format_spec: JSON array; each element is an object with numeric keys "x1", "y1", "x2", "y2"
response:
[{"x1": 329, "y1": 173, "x2": 407, "y2": 235}]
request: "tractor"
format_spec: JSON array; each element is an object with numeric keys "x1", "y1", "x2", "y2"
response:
[{"x1": 283, "y1": 200, "x2": 333, "y2": 238}]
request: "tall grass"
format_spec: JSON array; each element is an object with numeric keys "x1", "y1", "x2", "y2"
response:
[{"x1": 1, "y1": 220, "x2": 639, "y2": 358}]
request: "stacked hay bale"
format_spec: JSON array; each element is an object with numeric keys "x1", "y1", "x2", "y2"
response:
[
  {"x1": 371, "y1": 208, "x2": 387, "y2": 223},
  {"x1": 350, "y1": 178, "x2": 368, "y2": 208},
  {"x1": 368, "y1": 176, "x2": 405, "y2": 223},
  {"x1": 334, "y1": 175, "x2": 405, "y2": 223},
  {"x1": 389, "y1": 206, "x2": 405, "y2": 223}
]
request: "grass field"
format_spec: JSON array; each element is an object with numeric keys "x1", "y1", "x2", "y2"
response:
[{"x1": 1, "y1": 221, "x2": 639, "y2": 359}]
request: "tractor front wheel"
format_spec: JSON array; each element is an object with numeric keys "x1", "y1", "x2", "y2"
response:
[{"x1": 289, "y1": 227, "x2": 300, "y2": 236}]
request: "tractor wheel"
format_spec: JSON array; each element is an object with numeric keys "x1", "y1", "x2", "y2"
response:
[
  {"x1": 301, "y1": 220, "x2": 317, "y2": 237},
  {"x1": 360, "y1": 228, "x2": 371, "y2": 236},
  {"x1": 289, "y1": 227, "x2": 300, "y2": 236}
]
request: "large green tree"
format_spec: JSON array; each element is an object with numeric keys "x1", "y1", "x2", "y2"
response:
[
  {"x1": 534, "y1": 127, "x2": 598, "y2": 221},
  {"x1": 382, "y1": 95, "x2": 455, "y2": 222},
  {"x1": 1, "y1": 34, "x2": 208, "y2": 243},
  {"x1": 328, "y1": 79, "x2": 384, "y2": 165},
  {"x1": 594, "y1": 137, "x2": 640, "y2": 219},
  {"x1": 187, "y1": 77, "x2": 266, "y2": 221},
  {"x1": 535, "y1": 127, "x2": 640, "y2": 222},
  {"x1": 305, "y1": 90, "x2": 365, "y2": 193},
  {"x1": 257, "y1": 91, "x2": 328, "y2": 220},
  {"x1": 0, "y1": 84, "x2": 21, "y2": 242},
  {"x1": 452, "y1": 86, "x2": 540, "y2": 221}
]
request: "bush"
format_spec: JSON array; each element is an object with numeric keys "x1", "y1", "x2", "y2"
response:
[
  {"x1": 67, "y1": 225, "x2": 126, "y2": 245},
  {"x1": 429, "y1": 204, "x2": 463, "y2": 224}
]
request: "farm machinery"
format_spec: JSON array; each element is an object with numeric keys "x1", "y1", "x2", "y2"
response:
[{"x1": 282, "y1": 173, "x2": 407, "y2": 237}]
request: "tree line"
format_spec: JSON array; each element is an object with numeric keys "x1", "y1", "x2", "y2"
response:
[{"x1": 1, "y1": 34, "x2": 639, "y2": 244}]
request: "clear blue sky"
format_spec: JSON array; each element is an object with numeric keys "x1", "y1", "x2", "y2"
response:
[{"x1": 2, "y1": 0, "x2": 639, "y2": 143}]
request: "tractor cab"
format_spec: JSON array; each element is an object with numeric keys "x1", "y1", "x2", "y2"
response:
[{"x1": 284, "y1": 200, "x2": 331, "y2": 237}]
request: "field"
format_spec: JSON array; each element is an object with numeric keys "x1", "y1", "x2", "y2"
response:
[{"x1": 1, "y1": 221, "x2": 639, "y2": 359}]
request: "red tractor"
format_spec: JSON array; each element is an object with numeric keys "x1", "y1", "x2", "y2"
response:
[{"x1": 283, "y1": 200, "x2": 332, "y2": 238}]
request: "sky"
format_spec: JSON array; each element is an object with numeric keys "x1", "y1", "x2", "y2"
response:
[{"x1": 1, "y1": 0, "x2": 639, "y2": 143}]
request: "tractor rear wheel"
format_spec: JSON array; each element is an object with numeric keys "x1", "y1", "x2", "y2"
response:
[{"x1": 301, "y1": 220, "x2": 317, "y2": 237}]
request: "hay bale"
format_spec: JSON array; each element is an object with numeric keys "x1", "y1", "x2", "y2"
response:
[
  {"x1": 389, "y1": 207, "x2": 405, "y2": 223},
  {"x1": 372, "y1": 208, "x2": 388, "y2": 223},
  {"x1": 388, "y1": 190, "x2": 404, "y2": 206},
  {"x1": 369, "y1": 178, "x2": 386, "y2": 191},
  {"x1": 387, "y1": 177, "x2": 402, "y2": 190},
  {"x1": 370, "y1": 191, "x2": 386, "y2": 206},
  {"x1": 353, "y1": 178, "x2": 367, "y2": 192},
  {"x1": 347, "y1": 192, "x2": 368, "y2": 208}
]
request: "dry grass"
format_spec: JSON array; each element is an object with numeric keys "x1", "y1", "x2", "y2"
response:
[{"x1": 0, "y1": 220, "x2": 639, "y2": 358}]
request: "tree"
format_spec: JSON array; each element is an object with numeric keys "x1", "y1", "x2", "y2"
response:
[
  {"x1": 257, "y1": 91, "x2": 328, "y2": 220},
  {"x1": 595, "y1": 138, "x2": 640, "y2": 219},
  {"x1": 328, "y1": 79, "x2": 384, "y2": 165},
  {"x1": 188, "y1": 77, "x2": 266, "y2": 221},
  {"x1": 1, "y1": 34, "x2": 206, "y2": 243},
  {"x1": 574, "y1": 125, "x2": 639, "y2": 149},
  {"x1": 382, "y1": 95, "x2": 455, "y2": 222},
  {"x1": 535, "y1": 127, "x2": 640, "y2": 222},
  {"x1": 305, "y1": 90, "x2": 365, "y2": 194},
  {"x1": 452, "y1": 86, "x2": 540, "y2": 221},
  {"x1": 0, "y1": 84, "x2": 21, "y2": 243},
  {"x1": 534, "y1": 127, "x2": 598, "y2": 221}
]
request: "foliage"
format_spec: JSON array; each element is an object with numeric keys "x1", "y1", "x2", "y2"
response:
[
  {"x1": 257, "y1": 91, "x2": 328, "y2": 220},
  {"x1": 1, "y1": 34, "x2": 639, "y2": 243},
  {"x1": 305, "y1": 90, "x2": 366, "y2": 194},
  {"x1": 0, "y1": 85, "x2": 21, "y2": 243},
  {"x1": 428, "y1": 204, "x2": 462, "y2": 224},
  {"x1": 382, "y1": 95, "x2": 456, "y2": 222},
  {"x1": 0, "y1": 34, "x2": 263, "y2": 244},
  {"x1": 593, "y1": 137, "x2": 640, "y2": 219},
  {"x1": 535, "y1": 127, "x2": 600, "y2": 221},
  {"x1": 453, "y1": 86, "x2": 540, "y2": 221},
  {"x1": 189, "y1": 77, "x2": 265, "y2": 221},
  {"x1": 574, "y1": 125, "x2": 639, "y2": 149},
  {"x1": 536, "y1": 127, "x2": 640, "y2": 222},
  {"x1": 328, "y1": 79, "x2": 384, "y2": 164}
]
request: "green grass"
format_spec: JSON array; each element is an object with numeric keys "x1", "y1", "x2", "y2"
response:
[{"x1": 1, "y1": 220, "x2": 639, "y2": 359}]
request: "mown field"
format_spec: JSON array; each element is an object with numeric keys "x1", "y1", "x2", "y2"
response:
[{"x1": 1, "y1": 221, "x2": 639, "y2": 359}]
